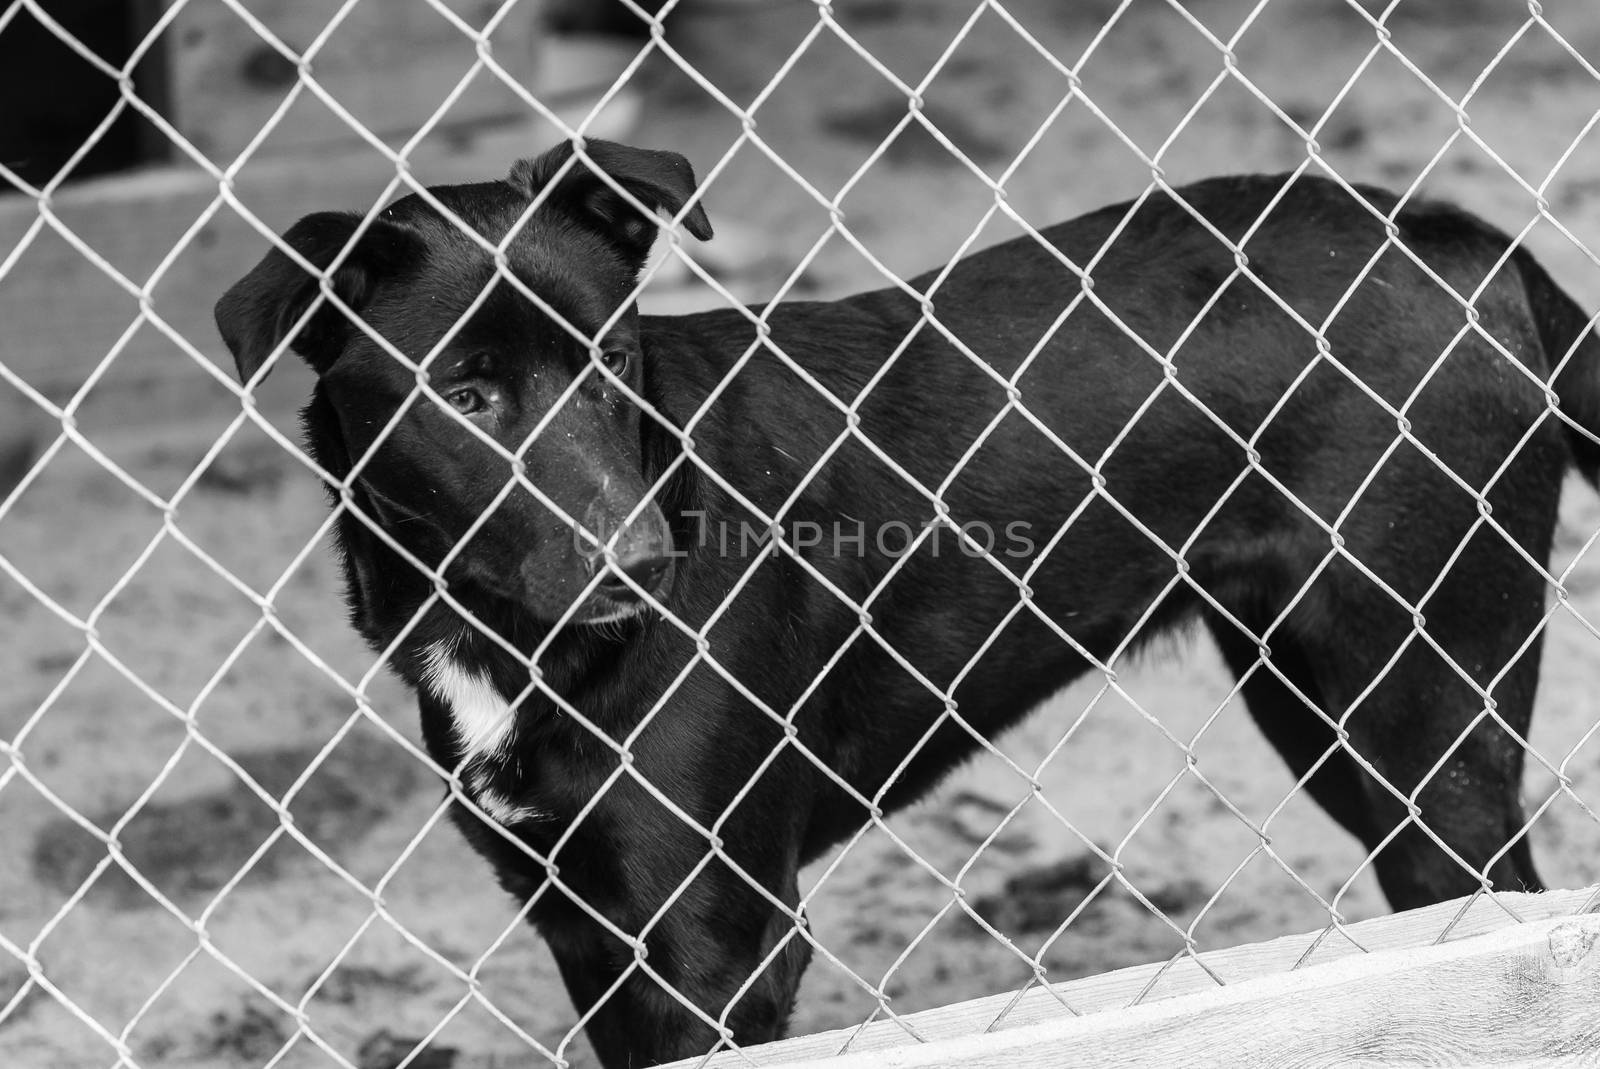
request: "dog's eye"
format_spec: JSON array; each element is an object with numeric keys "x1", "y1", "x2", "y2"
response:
[
  {"x1": 600, "y1": 350, "x2": 629, "y2": 376},
  {"x1": 444, "y1": 387, "x2": 486, "y2": 415}
]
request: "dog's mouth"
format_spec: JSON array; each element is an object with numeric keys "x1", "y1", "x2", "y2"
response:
[
  {"x1": 576, "y1": 555, "x2": 674, "y2": 626},
  {"x1": 441, "y1": 552, "x2": 670, "y2": 629},
  {"x1": 578, "y1": 597, "x2": 650, "y2": 627},
  {"x1": 439, "y1": 522, "x2": 676, "y2": 628},
  {"x1": 470, "y1": 573, "x2": 659, "y2": 629}
]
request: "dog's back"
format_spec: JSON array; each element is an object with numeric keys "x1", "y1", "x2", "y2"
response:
[{"x1": 638, "y1": 174, "x2": 1594, "y2": 873}]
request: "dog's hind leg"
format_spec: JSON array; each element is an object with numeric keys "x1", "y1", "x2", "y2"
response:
[
  {"x1": 1212, "y1": 541, "x2": 1546, "y2": 911},
  {"x1": 1209, "y1": 614, "x2": 1543, "y2": 910},
  {"x1": 1205, "y1": 619, "x2": 1381, "y2": 847},
  {"x1": 1332, "y1": 646, "x2": 1544, "y2": 910},
  {"x1": 1337, "y1": 611, "x2": 1546, "y2": 909}
]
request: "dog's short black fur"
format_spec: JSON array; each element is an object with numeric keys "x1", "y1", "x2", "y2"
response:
[{"x1": 216, "y1": 140, "x2": 1600, "y2": 1066}]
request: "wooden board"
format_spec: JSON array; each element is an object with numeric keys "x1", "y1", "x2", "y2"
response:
[{"x1": 662, "y1": 886, "x2": 1600, "y2": 1067}]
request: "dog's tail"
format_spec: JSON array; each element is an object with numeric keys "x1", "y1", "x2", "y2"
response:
[{"x1": 1513, "y1": 246, "x2": 1600, "y2": 486}]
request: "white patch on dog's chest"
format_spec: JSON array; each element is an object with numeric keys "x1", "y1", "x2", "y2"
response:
[
  {"x1": 473, "y1": 782, "x2": 542, "y2": 825},
  {"x1": 420, "y1": 638, "x2": 516, "y2": 759}
]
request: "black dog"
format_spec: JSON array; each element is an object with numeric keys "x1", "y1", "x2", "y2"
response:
[{"x1": 216, "y1": 140, "x2": 1599, "y2": 1066}]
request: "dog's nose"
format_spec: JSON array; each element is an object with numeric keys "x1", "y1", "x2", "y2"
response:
[{"x1": 594, "y1": 547, "x2": 671, "y2": 600}]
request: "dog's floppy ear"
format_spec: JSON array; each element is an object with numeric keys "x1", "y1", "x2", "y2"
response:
[
  {"x1": 215, "y1": 211, "x2": 419, "y2": 383},
  {"x1": 507, "y1": 140, "x2": 713, "y2": 261}
]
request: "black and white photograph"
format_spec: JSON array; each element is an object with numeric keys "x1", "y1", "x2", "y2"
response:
[{"x1": 3, "y1": 0, "x2": 1600, "y2": 1066}]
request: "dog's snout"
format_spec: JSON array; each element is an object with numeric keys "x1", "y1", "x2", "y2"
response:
[
  {"x1": 594, "y1": 546, "x2": 671, "y2": 600},
  {"x1": 579, "y1": 496, "x2": 674, "y2": 605}
]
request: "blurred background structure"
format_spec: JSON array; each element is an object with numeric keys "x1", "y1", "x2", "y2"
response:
[{"x1": 3, "y1": 1, "x2": 1600, "y2": 1067}]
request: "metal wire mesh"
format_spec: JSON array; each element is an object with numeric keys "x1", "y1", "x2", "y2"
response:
[{"x1": 4, "y1": 0, "x2": 1600, "y2": 1066}]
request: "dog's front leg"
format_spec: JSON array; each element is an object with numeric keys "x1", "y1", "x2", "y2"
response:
[{"x1": 537, "y1": 811, "x2": 812, "y2": 1067}]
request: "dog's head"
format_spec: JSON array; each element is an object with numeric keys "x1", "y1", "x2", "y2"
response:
[{"x1": 214, "y1": 140, "x2": 712, "y2": 625}]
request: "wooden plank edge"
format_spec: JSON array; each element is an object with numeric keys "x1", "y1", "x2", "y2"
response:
[
  {"x1": 772, "y1": 910, "x2": 1600, "y2": 1068},
  {"x1": 660, "y1": 886, "x2": 1600, "y2": 1067}
]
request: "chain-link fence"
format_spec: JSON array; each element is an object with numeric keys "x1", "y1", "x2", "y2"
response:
[{"x1": 5, "y1": 0, "x2": 1600, "y2": 1066}]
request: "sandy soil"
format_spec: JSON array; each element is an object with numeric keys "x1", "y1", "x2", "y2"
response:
[{"x1": 5, "y1": 1, "x2": 1600, "y2": 1066}]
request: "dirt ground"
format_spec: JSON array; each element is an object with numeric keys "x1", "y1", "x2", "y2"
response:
[{"x1": 5, "y1": 1, "x2": 1600, "y2": 1066}]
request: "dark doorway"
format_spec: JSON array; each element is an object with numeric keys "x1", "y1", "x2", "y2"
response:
[{"x1": 0, "y1": 0, "x2": 171, "y2": 190}]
